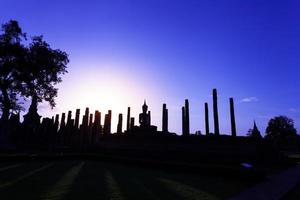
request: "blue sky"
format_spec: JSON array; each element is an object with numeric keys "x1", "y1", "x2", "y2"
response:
[{"x1": 1, "y1": 0, "x2": 300, "y2": 135}]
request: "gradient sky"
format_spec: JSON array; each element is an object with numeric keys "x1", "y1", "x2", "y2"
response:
[{"x1": 1, "y1": 0, "x2": 300, "y2": 135}]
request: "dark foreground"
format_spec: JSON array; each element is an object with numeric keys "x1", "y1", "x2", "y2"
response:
[{"x1": 0, "y1": 159, "x2": 256, "y2": 200}]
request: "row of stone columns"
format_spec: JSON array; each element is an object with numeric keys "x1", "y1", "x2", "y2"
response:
[
  {"x1": 52, "y1": 108, "x2": 113, "y2": 146},
  {"x1": 52, "y1": 88, "x2": 237, "y2": 137},
  {"x1": 203, "y1": 89, "x2": 237, "y2": 136},
  {"x1": 179, "y1": 89, "x2": 236, "y2": 136}
]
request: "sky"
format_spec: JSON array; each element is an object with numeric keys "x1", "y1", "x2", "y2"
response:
[{"x1": 1, "y1": 0, "x2": 300, "y2": 135}]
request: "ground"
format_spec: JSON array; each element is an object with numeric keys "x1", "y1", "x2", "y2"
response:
[
  {"x1": 282, "y1": 182, "x2": 300, "y2": 200},
  {"x1": 280, "y1": 153, "x2": 300, "y2": 200},
  {"x1": 0, "y1": 160, "x2": 250, "y2": 200}
]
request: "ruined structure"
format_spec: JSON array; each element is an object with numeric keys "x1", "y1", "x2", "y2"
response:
[
  {"x1": 1, "y1": 88, "x2": 250, "y2": 151},
  {"x1": 54, "y1": 114, "x2": 59, "y2": 131},
  {"x1": 205, "y1": 102, "x2": 209, "y2": 135},
  {"x1": 74, "y1": 109, "x2": 80, "y2": 130},
  {"x1": 92, "y1": 110, "x2": 101, "y2": 143},
  {"x1": 126, "y1": 107, "x2": 131, "y2": 132},
  {"x1": 60, "y1": 113, "x2": 66, "y2": 131},
  {"x1": 117, "y1": 113, "x2": 123, "y2": 134},
  {"x1": 230, "y1": 98, "x2": 237, "y2": 137},
  {"x1": 162, "y1": 103, "x2": 168, "y2": 133},
  {"x1": 182, "y1": 106, "x2": 185, "y2": 136},
  {"x1": 182, "y1": 99, "x2": 190, "y2": 136},
  {"x1": 130, "y1": 117, "x2": 135, "y2": 128},
  {"x1": 213, "y1": 89, "x2": 220, "y2": 136},
  {"x1": 103, "y1": 110, "x2": 112, "y2": 135}
]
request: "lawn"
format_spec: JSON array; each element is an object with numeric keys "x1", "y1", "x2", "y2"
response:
[
  {"x1": 0, "y1": 160, "x2": 251, "y2": 200},
  {"x1": 282, "y1": 181, "x2": 300, "y2": 200}
]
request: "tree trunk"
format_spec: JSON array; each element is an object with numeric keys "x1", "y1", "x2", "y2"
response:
[
  {"x1": 0, "y1": 86, "x2": 11, "y2": 122},
  {"x1": 0, "y1": 85, "x2": 11, "y2": 148}
]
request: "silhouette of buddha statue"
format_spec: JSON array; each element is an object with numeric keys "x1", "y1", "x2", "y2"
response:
[{"x1": 139, "y1": 100, "x2": 151, "y2": 127}]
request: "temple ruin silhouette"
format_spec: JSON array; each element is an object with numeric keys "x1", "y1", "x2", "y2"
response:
[
  {"x1": 43, "y1": 88, "x2": 239, "y2": 141},
  {"x1": 1, "y1": 88, "x2": 246, "y2": 149},
  {"x1": 1, "y1": 87, "x2": 295, "y2": 170}
]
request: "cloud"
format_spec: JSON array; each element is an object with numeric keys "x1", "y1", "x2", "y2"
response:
[
  {"x1": 240, "y1": 97, "x2": 258, "y2": 103},
  {"x1": 288, "y1": 108, "x2": 298, "y2": 113}
]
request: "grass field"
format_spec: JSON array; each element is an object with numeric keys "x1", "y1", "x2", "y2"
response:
[{"x1": 0, "y1": 160, "x2": 252, "y2": 200}]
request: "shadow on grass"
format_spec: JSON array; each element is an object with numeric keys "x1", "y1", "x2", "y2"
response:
[
  {"x1": 0, "y1": 160, "x2": 255, "y2": 200},
  {"x1": 0, "y1": 161, "x2": 77, "y2": 200},
  {"x1": 98, "y1": 161, "x2": 248, "y2": 200}
]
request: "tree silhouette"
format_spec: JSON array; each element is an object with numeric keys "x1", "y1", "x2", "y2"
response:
[
  {"x1": 265, "y1": 116, "x2": 297, "y2": 139},
  {"x1": 21, "y1": 36, "x2": 68, "y2": 121},
  {"x1": 0, "y1": 20, "x2": 26, "y2": 122},
  {"x1": 0, "y1": 20, "x2": 68, "y2": 123}
]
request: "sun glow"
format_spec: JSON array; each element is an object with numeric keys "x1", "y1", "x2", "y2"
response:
[
  {"x1": 71, "y1": 76, "x2": 133, "y2": 112},
  {"x1": 44, "y1": 66, "x2": 160, "y2": 132}
]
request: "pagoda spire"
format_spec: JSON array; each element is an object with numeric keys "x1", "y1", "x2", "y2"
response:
[
  {"x1": 249, "y1": 120, "x2": 262, "y2": 139},
  {"x1": 253, "y1": 120, "x2": 258, "y2": 131}
]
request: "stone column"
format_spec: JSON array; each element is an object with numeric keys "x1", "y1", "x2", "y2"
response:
[
  {"x1": 103, "y1": 110, "x2": 112, "y2": 135},
  {"x1": 92, "y1": 110, "x2": 100, "y2": 143},
  {"x1": 89, "y1": 113, "x2": 93, "y2": 128},
  {"x1": 185, "y1": 99, "x2": 190, "y2": 136},
  {"x1": 67, "y1": 111, "x2": 72, "y2": 126},
  {"x1": 74, "y1": 109, "x2": 80, "y2": 130},
  {"x1": 108, "y1": 110, "x2": 112, "y2": 134},
  {"x1": 60, "y1": 113, "x2": 66, "y2": 131},
  {"x1": 162, "y1": 104, "x2": 168, "y2": 132},
  {"x1": 82, "y1": 107, "x2": 89, "y2": 146},
  {"x1": 54, "y1": 114, "x2": 59, "y2": 131},
  {"x1": 59, "y1": 113, "x2": 66, "y2": 145},
  {"x1": 65, "y1": 111, "x2": 72, "y2": 145},
  {"x1": 205, "y1": 102, "x2": 209, "y2": 135},
  {"x1": 84, "y1": 107, "x2": 89, "y2": 127},
  {"x1": 94, "y1": 111, "x2": 100, "y2": 131},
  {"x1": 98, "y1": 111, "x2": 102, "y2": 134},
  {"x1": 148, "y1": 111, "x2": 151, "y2": 125},
  {"x1": 103, "y1": 114, "x2": 108, "y2": 135},
  {"x1": 126, "y1": 107, "x2": 131, "y2": 131},
  {"x1": 54, "y1": 114, "x2": 59, "y2": 144},
  {"x1": 130, "y1": 117, "x2": 135, "y2": 128},
  {"x1": 213, "y1": 89, "x2": 220, "y2": 135},
  {"x1": 88, "y1": 113, "x2": 93, "y2": 144},
  {"x1": 117, "y1": 113, "x2": 123, "y2": 134},
  {"x1": 182, "y1": 106, "x2": 185, "y2": 136},
  {"x1": 230, "y1": 98, "x2": 237, "y2": 137}
]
